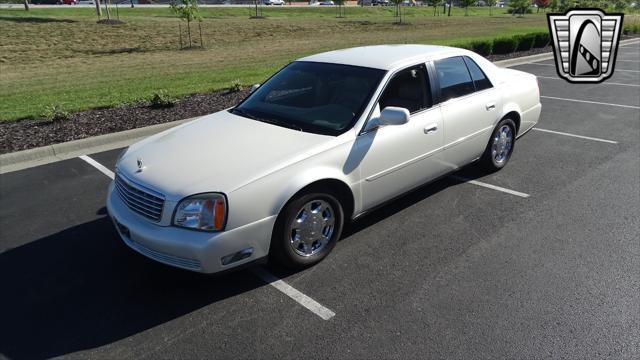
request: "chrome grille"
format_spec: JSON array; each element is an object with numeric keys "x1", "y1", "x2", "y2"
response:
[{"x1": 114, "y1": 173, "x2": 165, "y2": 222}]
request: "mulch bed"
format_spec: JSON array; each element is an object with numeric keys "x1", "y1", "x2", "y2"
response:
[
  {"x1": 0, "y1": 89, "x2": 250, "y2": 155},
  {"x1": 2, "y1": 38, "x2": 634, "y2": 155}
]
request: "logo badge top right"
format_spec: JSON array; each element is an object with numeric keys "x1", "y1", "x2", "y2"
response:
[{"x1": 547, "y1": 9, "x2": 624, "y2": 84}]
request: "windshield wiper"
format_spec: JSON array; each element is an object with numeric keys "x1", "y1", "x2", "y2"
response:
[
  {"x1": 230, "y1": 107, "x2": 302, "y2": 132},
  {"x1": 230, "y1": 107, "x2": 256, "y2": 120},
  {"x1": 253, "y1": 117, "x2": 302, "y2": 132}
]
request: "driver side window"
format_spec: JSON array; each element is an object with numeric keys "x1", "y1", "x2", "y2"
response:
[{"x1": 378, "y1": 64, "x2": 431, "y2": 114}]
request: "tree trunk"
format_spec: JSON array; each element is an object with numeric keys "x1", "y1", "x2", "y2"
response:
[
  {"x1": 187, "y1": 19, "x2": 192, "y2": 47},
  {"x1": 448, "y1": 2, "x2": 451, "y2": 16},
  {"x1": 23, "y1": 0, "x2": 29, "y2": 11},
  {"x1": 95, "y1": 0, "x2": 102, "y2": 17},
  {"x1": 104, "y1": 0, "x2": 110, "y2": 20}
]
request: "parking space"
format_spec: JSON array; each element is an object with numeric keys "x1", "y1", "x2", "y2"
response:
[{"x1": 1, "y1": 41, "x2": 639, "y2": 358}]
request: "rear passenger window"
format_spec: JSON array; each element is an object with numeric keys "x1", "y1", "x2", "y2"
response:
[
  {"x1": 434, "y1": 56, "x2": 475, "y2": 102},
  {"x1": 379, "y1": 64, "x2": 431, "y2": 114},
  {"x1": 463, "y1": 56, "x2": 493, "y2": 91}
]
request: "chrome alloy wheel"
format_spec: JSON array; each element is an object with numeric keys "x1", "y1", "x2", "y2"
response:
[
  {"x1": 491, "y1": 125, "x2": 513, "y2": 164},
  {"x1": 288, "y1": 199, "x2": 335, "y2": 257}
]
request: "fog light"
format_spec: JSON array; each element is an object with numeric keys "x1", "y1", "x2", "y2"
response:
[{"x1": 221, "y1": 247, "x2": 253, "y2": 266}]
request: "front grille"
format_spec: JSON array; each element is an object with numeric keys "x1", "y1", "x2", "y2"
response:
[{"x1": 114, "y1": 173, "x2": 165, "y2": 222}]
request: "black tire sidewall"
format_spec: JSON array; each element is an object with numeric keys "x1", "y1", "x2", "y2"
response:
[{"x1": 272, "y1": 192, "x2": 344, "y2": 268}]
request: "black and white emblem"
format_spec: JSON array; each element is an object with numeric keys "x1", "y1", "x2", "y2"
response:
[{"x1": 547, "y1": 9, "x2": 623, "y2": 83}]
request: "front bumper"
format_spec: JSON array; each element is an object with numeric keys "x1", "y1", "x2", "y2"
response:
[{"x1": 106, "y1": 182, "x2": 276, "y2": 273}]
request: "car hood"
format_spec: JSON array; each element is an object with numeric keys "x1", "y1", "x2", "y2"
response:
[{"x1": 117, "y1": 110, "x2": 334, "y2": 200}]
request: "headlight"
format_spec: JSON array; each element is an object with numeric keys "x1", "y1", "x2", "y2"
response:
[{"x1": 173, "y1": 193, "x2": 227, "y2": 232}]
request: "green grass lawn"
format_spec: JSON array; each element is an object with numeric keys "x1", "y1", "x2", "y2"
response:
[{"x1": 0, "y1": 6, "x2": 607, "y2": 121}]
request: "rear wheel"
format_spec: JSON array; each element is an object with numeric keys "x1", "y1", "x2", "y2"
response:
[
  {"x1": 271, "y1": 192, "x2": 344, "y2": 269},
  {"x1": 480, "y1": 118, "x2": 516, "y2": 171}
]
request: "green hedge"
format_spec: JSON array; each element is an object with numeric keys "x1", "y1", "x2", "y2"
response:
[
  {"x1": 622, "y1": 24, "x2": 640, "y2": 35},
  {"x1": 455, "y1": 31, "x2": 553, "y2": 57},
  {"x1": 470, "y1": 40, "x2": 492, "y2": 57},
  {"x1": 514, "y1": 33, "x2": 536, "y2": 52},
  {"x1": 492, "y1": 37, "x2": 518, "y2": 54},
  {"x1": 533, "y1": 32, "x2": 550, "y2": 48}
]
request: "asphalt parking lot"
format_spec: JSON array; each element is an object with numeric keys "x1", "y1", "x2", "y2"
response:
[{"x1": 1, "y1": 41, "x2": 639, "y2": 359}]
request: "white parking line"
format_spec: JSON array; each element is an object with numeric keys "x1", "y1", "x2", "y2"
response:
[
  {"x1": 533, "y1": 128, "x2": 618, "y2": 144},
  {"x1": 78, "y1": 154, "x2": 336, "y2": 321},
  {"x1": 252, "y1": 267, "x2": 336, "y2": 320},
  {"x1": 536, "y1": 75, "x2": 640, "y2": 87},
  {"x1": 528, "y1": 62, "x2": 640, "y2": 73},
  {"x1": 79, "y1": 155, "x2": 114, "y2": 179},
  {"x1": 540, "y1": 95, "x2": 640, "y2": 109},
  {"x1": 450, "y1": 175, "x2": 530, "y2": 198}
]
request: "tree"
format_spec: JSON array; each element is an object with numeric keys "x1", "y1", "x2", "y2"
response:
[
  {"x1": 335, "y1": 0, "x2": 346, "y2": 18},
  {"x1": 170, "y1": 0, "x2": 203, "y2": 48},
  {"x1": 487, "y1": 0, "x2": 497, "y2": 15},
  {"x1": 429, "y1": 0, "x2": 443, "y2": 16},
  {"x1": 534, "y1": 0, "x2": 550, "y2": 12},
  {"x1": 460, "y1": 0, "x2": 475, "y2": 16},
  {"x1": 509, "y1": 0, "x2": 529, "y2": 16},
  {"x1": 23, "y1": 0, "x2": 29, "y2": 11},
  {"x1": 94, "y1": 0, "x2": 102, "y2": 17},
  {"x1": 390, "y1": 0, "x2": 403, "y2": 24}
]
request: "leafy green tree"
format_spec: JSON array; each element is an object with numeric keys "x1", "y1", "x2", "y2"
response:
[
  {"x1": 487, "y1": 0, "x2": 497, "y2": 15},
  {"x1": 335, "y1": 0, "x2": 346, "y2": 18},
  {"x1": 390, "y1": 0, "x2": 403, "y2": 24},
  {"x1": 170, "y1": 0, "x2": 203, "y2": 48},
  {"x1": 460, "y1": 0, "x2": 475, "y2": 16},
  {"x1": 509, "y1": 0, "x2": 529, "y2": 16},
  {"x1": 429, "y1": 0, "x2": 443, "y2": 16}
]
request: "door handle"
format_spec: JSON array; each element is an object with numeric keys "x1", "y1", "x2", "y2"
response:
[
  {"x1": 424, "y1": 124, "x2": 438, "y2": 134},
  {"x1": 486, "y1": 103, "x2": 496, "y2": 111}
]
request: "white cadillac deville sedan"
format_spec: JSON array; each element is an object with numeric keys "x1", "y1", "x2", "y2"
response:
[{"x1": 107, "y1": 45, "x2": 541, "y2": 273}]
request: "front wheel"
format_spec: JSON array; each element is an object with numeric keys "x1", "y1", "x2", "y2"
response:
[
  {"x1": 480, "y1": 118, "x2": 516, "y2": 171},
  {"x1": 270, "y1": 192, "x2": 344, "y2": 269}
]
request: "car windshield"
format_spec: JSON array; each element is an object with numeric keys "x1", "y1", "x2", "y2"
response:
[{"x1": 232, "y1": 61, "x2": 385, "y2": 136}]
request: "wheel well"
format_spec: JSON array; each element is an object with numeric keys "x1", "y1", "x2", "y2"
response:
[
  {"x1": 504, "y1": 111, "x2": 521, "y2": 133},
  {"x1": 286, "y1": 179, "x2": 355, "y2": 220}
]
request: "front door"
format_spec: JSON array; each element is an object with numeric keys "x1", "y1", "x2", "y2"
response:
[{"x1": 354, "y1": 64, "x2": 448, "y2": 211}]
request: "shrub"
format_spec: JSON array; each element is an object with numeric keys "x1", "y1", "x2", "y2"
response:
[
  {"x1": 42, "y1": 104, "x2": 70, "y2": 122},
  {"x1": 493, "y1": 37, "x2": 518, "y2": 54},
  {"x1": 470, "y1": 40, "x2": 492, "y2": 56},
  {"x1": 533, "y1": 32, "x2": 550, "y2": 48},
  {"x1": 150, "y1": 90, "x2": 177, "y2": 109},
  {"x1": 507, "y1": 6, "x2": 533, "y2": 14},
  {"x1": 514, "y1": 33, "x2": 536, "y2": 52},
  {"x1": 229, "y1": 79, "x2": 243, "y2": 93}
]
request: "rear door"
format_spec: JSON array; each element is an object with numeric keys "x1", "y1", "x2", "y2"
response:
[{"x1": 434, "y1": 56, "x2": 501, "y2": 170}]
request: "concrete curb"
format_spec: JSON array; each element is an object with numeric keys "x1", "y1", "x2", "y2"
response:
[
  {"x1": 0, "y1": 118, "x2": 196, "y2": 174},
  {"x1": 494, "y1": 52, "x2": 554, "y2": 68},
  {"x1": 2, "y1": 38, "x2": 638, "y2": 174}
]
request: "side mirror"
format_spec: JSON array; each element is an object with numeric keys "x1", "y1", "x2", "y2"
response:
[
  {"x1": 364, "y1": 106, "x2": 410, "y2": 132},
  {"x1": 250, "y1": 84, "x2": 261, "y2": 94}
]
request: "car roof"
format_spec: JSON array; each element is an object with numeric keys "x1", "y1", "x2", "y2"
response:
[{"x1": 297, "y1": 44, "x2": 462, "y2": 71}]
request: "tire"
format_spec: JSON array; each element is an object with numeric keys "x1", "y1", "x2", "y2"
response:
[
  {"x1": 480, "y1": 118, "x2": 516, "y2": 171},
  {"x1": 270, "y1": 192, "x2": 344, "y2": 269}
]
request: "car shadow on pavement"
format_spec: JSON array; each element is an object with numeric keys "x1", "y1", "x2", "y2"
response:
[
  {"x1": 0, "y1": 163, "x2": 495, "y2": 359},
  {"x1": 0, "y1": 216, "x2": 265, "y2": 359}
]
